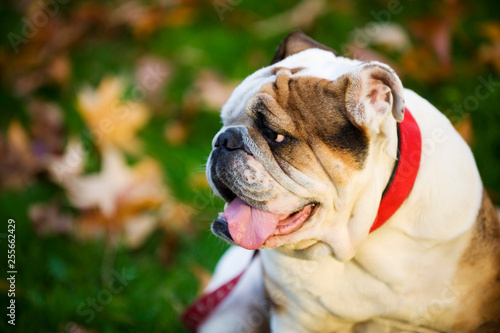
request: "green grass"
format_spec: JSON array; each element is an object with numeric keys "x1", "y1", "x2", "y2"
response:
[{"x1": 1, "y1": 0, "x2": 499, "y2": 332}]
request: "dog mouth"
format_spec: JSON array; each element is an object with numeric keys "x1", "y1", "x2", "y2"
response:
[{"x1": 212, "y1": 198, "x2": 318, "y2": 250}]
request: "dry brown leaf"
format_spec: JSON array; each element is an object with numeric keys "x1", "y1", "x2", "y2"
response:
[
  {"x1": 405, "y1": 0, "x2": 464, "y2": 81},
  {"x1": 193, "y1": 69, "x2": 238, "y2": 111},
  {"x1": 135, "y1": 55, "x2": 171, "y2": 103},
  {"x1": 123, "y1": 214, "x2": 158, "y2": 249},
  {"x1": 52, "y1": 146, "x2": 169, "y2": 247},
  {"x1": 454, "y1": 116, "x2": 474, "y2": 146},
  {"x1": 157, "y1": 231, "x2": 180, "y2": 267},
  {"x1": 47, "y1": 54, "x2": 72, "y2": 86},
  {"x1": 2, "y1": 5, "x2": 85, "y2": 96},
  {"x1": 29, "y1": 201, "x2": 74, "y2": 237},
  {"x1": 410, "y1": 18, "x2": 453, "y2": 69},
  {"x1": 28, "y1": 99, "x2": 66, "y2": 161},
  {"x1": 189, "y1": 264, "x2": 213, "y2": 296},
  {"x1": 0, "y1": 120, "x2": 37, "y2": 189},
  {"x1": 75, "y1": 209, "x2": 109, "y2": 240},
  {"x1": 253, "y1": 0, "x2": 326, "y2": 38},
  {"x1": 61, "y1": 147, "x2": 136, "y2": 217},
  {"x1": 188, "y1": 171, "x2": 210, "y2": 189},
  {"x1": 164, "y1": 120, "x2": 188, "y2": 145},
  {"x1": 110, "y1": 1, "x2": 195, "y2": 38},
  {"x1": 76, "y1": 76, "x2": 150, "y2": 153},
  {"x1": 6, "y1": 120, "x2": 31, "y2": 157},
  {"x1": 478, "y1": 22, "x2": 500, "y2": 73},
  {"x1": 48, "y1": 139, "x2": 86, "y2": 183},
  {"x1": 159, "y1": 201, "x2": 195, "y2": 235},
  {"x1": 399, "y1": 47, "x2": 451, "y2": 83},
  {"x1": 368, "y1": 24, "x2": 411, "y2": 53},
  {"x1": 62, "y1": 148, "x2": 166, "y2": 218}
]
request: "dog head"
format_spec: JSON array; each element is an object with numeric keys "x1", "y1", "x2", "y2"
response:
[{"x1": 207, "y1": 31, "x2": 405, "y2": 261}]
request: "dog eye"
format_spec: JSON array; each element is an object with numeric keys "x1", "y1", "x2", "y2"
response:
[{"x1": 262, "y1": 127, "x2": 286, "y2": 143}]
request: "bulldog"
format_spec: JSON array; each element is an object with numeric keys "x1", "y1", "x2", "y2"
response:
[{"x1": 192, "y1": 31, "x2": 500, "y2": 332}]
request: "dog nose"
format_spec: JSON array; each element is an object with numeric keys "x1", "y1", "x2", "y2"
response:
[{"x1": 214, "y1": 128, "x2": 244, "y2": 150}]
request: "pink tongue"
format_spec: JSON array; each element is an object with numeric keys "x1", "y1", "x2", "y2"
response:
[{"x1": 224, "y1": 197, "x2": 280, "y2": 250}]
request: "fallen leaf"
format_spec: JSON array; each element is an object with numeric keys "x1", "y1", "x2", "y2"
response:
[
  {"x1": 193, "y1": 70, "x2": 238, "y2": 111},
  {"x1": 28, "y1": 99, "x2": 66, "y2": 163},
  {"x1": 157, "y1": 231, "x2": 180, "y2": 267},
  {"x1": 164, "y1": 120, "x2": 188, "y2": 145},
  {"x1": 29, "y1": 201, "x2": 74, "y2": 237},
  {"x1": 189, "y1": 264, "x2": 212, "y2": 296},
  {"x1": 0, "y1": 120, "x2": 37, "y2": 189},
  {"x1": 188, "y1": 171, "x2": 210, "y2": 189},
  {"x1": 110, "y1": 1, "x2": 196, "y2": 38},
  {"x1": 123, "y1": 214, "x2": 158, "y2": 249},
  {"x1": 409, "y1": 18, "x2": 453, "y2": 68},
  {"x1": 51, "y1": 145, "x2": 170, "y2": 247},
  {"x1": 367, "y1": 23, "x2": 411, "y2": 53},
  {"x1": 47, "y1": 54, "x2": 72, "y2": 86},
  {"x1": 135, "y1": 55, "x2": 171, "y2": 104},
  {"x1": 76, "y1": 76, "x2": 150, "y2": 153},
  {"x1": 405, "y1": 1, "x2": 464, "y2": 81},
  {"x1": 253, "y1": 0, "x2": 327, "y2": 38},
  {"x1": 60, "y1": 147, "x2": 136, "y2": 217},
  {"x1": 478, "y1": 22, "x2": 500, "y2": 74},
  {"x1": 48, "y1": 139, "x2": 86, "y2": 183},
  {"x1": 159, "y1": 200, "x2": 195, "y2": 235},
  {"x1": 454, "y1": 116, "x2": 474, "y2": 146}
]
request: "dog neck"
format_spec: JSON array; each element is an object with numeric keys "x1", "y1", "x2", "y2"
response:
[
  {"x1": 273, "y1": 108, "x2": 421, "y2": 261},
  {"x1": 369, "y1": 108, "x2": 422, "y2": 233}
]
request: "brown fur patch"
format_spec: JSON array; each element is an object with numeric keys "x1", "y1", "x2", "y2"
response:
[
  {"x1": 248, "y1": 70, "x2": 368, "y2": 183},
  {"x1": 453, "y1": 189, "x2": 500, "y2": 332}
]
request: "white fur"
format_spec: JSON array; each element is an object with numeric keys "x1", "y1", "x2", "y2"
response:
[
  {"x1": 199, "y1": 247, "x2": 267, "y2": 333},
  {"x1": 201, "y1": 49, "x2": 482, "y2": 332}
]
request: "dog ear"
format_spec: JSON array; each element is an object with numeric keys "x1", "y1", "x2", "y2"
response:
[
  {"x1": 270, "y1": 30, "x2": 338, "y2": 65},
  {"x1": 343, "y1": 62, "x2": 405, "y2": 131}
]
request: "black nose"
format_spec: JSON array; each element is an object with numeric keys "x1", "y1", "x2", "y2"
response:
[{"x1": 214, "y1": 128, "x2": 244, "y2": 150}]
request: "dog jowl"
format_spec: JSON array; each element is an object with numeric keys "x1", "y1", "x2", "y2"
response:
[{"x1": 201, "y1": 31, "x2": 500, "y2": 333}]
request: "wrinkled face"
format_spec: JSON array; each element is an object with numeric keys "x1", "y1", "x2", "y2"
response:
[{"x1": 206, "y1": 45, "x2": 404, "y2": 259}]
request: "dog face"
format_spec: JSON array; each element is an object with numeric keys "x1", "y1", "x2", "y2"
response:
[{"x1": 207, "y1": 31, "x2": 405, "y2": 261}]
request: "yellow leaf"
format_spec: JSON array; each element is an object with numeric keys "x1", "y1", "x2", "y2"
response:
[
  {"x1": 123, "y1": 214, "x2": 158, "y2": 249},
  {"x1": 52, "y1": 146, "x2": 169, "y2": 247},
  {"x1": 189, "y1": 264, "x2": 212, "y2": 296},
  {"x1": 454, "y1": 117, "x2": 474, "y2": 146},
  {"x1": 76, "y1": 76, "x2": 149, "y2": 153}
]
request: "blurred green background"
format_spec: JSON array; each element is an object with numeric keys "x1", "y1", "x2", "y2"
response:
[{"x1": 0, "y1": 0, "x2": 499, "y2": 332}]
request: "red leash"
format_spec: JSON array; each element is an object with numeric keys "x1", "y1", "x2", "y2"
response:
[
  {"x1": 180, "y1": 270, "x2": 246, "y2": 332},
  {"x1": 181, "y1": 108, "x2": 422, "y2": 331},
  {"x1": 180, "y1": 251, "x2": 259, "y2": 332}
]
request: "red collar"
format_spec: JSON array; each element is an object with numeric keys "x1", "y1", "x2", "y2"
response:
[{"x1": 369, "y1": 108, "x2": 422, "y2": 233}]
